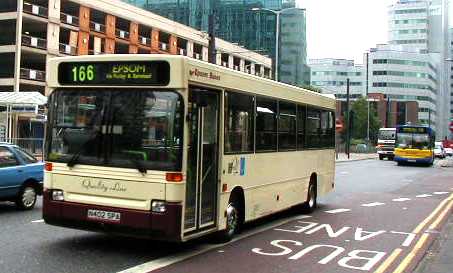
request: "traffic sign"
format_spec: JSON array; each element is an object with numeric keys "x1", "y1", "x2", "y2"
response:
[{"x1": 335, "y1": 118, "x2": 344, "y2": 132}]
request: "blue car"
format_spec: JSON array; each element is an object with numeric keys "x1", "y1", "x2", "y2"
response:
[{"x1": 0, "y1": 143, "x2": 44, "y2": 210}]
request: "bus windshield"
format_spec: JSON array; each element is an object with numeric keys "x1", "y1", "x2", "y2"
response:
[
  {"x1": 396, "y1": 133, "x2": 430, "y2": 149},
  {"x1": 378, "y1": 129, "x2": 396, "y2": 140},
  {"x1": 46, "y1": 89, "x2": 183, "y2": 171}
]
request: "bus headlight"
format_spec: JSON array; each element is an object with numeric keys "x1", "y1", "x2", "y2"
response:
[
  {"x1": 51, "y1": 190, "x2": 65, "y2": 201},
  {"x1": 151, "y1": 200, "x2": 166, "y2": 213}
]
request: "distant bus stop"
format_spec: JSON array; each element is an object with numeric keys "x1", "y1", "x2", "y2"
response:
[{"x1": 0, "y1": 92, "x2": 47, "y2": 158}]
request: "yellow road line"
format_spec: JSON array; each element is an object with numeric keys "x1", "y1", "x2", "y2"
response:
[
  {"x1": 373, "y1": 248, "x2": 402, "y2": 273},
  {"x1": 374, "y1": 193, "x2": 453, "y2": 273},
  {"x1": 392, "y1": 233, "x2": 430, "y2": 273},
  {"x1": 412, "y1": 193, "x2": 453, "y2": 234},
  {"x1": 429, "y1": 199, "x2": 453, "y2": 230}
]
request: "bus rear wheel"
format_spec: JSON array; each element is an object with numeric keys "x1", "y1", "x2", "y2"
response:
[{"x1": 301, "y1": 182, "x2": 317, "y2": 214}]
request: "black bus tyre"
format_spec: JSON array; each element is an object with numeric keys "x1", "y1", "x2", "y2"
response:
[
  {"x1": 217, "y1": 203, "x2": 240, "y2": 242},
  {"x1": 301, "y1": 182, "x2": 317, "y2": 214}
]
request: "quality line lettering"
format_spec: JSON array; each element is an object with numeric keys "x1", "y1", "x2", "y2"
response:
[{"x1": 81, "y1": 179, "x2": 127, "y2": 193}]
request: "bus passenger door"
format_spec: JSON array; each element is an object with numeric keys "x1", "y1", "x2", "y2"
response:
[{"x1": 185, "y1": 88, "x2": 219, "y2": 233}]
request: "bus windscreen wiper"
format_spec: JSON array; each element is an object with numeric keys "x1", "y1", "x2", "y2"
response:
[
  {"x1": 67, "y1": 131, "x2": 100, "y2": 167},
  {"x1": 129, "y1": 158, "x2": 147, "y2": 174}
]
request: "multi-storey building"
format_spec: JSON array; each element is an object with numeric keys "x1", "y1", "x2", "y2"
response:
[
  {"x1": 388, "y1": 0, "x2": 430, "y2": 52},
  {"x1": 279, "y1": 4, "x2": 310, "y2": 86},
  {"x1": 388, "y1": 0, "x2": 450, "y2": 138},
  {"x1": 366, "y1": 44, "x2": 438, "y2": 128},
  {"x1": 309, "y1": 58, "x2": 364, "y2": 98},
  {"x1": 0, "y1": 0, "x2": 272, "y2": 139},
  {"x1": 123, "y1": 0, "x2": 310, "y2": 87}
]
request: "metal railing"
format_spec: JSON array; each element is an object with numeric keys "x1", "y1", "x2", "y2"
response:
[
  {"x1": 158, "y1": 42, "x2": 168, "y2": 51},
  {"x1": 116, "y1": 29, "x2": 130, "y2": 39},
  {"x1": 90, "y1": 21, "x2": 106, "y2": 33},
  {"x1": 61, "y1": 12, "x2": 79, "y2": 26},
  {"x1": 178, "y1": 47, "x2": 187, "y2": 56},
  {"x1": 20, "y1": 68, "x2": 46, "y2": 82},
  {"x1": 59, "y1": 43, "x2": 77, "y2": 55},
  {"x1": 22, "y1": 35, "x2": 47, "y2": 50},
  {"x1": 2, "y1": 138, "x2": 45, "y2": 160},
  {"x1": 23, "y1": 2, "x2": 48, "y2": 18},
  {"x1": 139, "y1": 36, "x2": 151, "y2": 47},
  {"x1": 88, "y1": 49, "x2": 103, "y2": 55}
]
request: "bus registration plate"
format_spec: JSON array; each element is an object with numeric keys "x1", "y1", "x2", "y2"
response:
[{"x1": 87, "y1": 209, "x2": 121, "y2": 222}]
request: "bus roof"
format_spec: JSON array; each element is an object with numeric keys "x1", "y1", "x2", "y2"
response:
[{"x1": 47, "y1": 54, "x2": 335, "y2": 110}]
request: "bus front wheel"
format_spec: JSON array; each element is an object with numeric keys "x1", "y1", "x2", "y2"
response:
[{"x1": 217, "y1": 203, "x2": 240, "y2": 242}]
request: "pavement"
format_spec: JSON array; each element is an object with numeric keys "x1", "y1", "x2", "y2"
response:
[
  {"x1": 414, "y1": 215, "x2": 453, "y2": 273},
  {"x1": 335, "y1": 153, "x2": 378, "y2": 162},
  {"x1": 415, "y1": 157, "x2": 453, "y2": 273}
]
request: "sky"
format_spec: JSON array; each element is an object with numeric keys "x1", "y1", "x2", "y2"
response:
[{"x1": 296, "y1": 0, "x2": 396, "y2": 64}]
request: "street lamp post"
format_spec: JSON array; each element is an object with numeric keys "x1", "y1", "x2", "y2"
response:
[{"x1": 251, "y1": 7, "x2": 303, "y2": 82}]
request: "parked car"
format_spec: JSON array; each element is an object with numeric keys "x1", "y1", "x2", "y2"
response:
[
  {"x1": 434, "y1": 143, "x2": 446, "y2": 159},
  {"x1": 445, "y1": 147, "x2": 453, "y2": 157},
  {"x1": 0, "y1": 143, "x2": 44, "y2": 210}
]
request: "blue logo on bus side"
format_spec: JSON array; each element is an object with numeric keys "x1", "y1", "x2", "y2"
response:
[{"x1": 240, "y1": 157, "x2": 246, "y2": 176}]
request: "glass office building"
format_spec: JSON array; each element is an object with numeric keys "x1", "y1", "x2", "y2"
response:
[{"x1": 123, "y1": 0, "x2": 310, "y2": 87}]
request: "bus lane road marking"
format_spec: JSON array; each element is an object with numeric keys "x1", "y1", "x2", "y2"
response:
[
  {"x1": 252, "y1": 221, "x2": 417, "y2": 272},
  {"x1": 361, "y1": 202, "x2": 385, "y2": 207},
  {"x1": 392, "y1": 198, "x2": 411, "y2": 202},
  {"x1": 252, "y1": 193, "x2": 453, "y2": 273},
  {"x1": 416, "y1": 194, "x2": 432, "y2": 198},
  {"x1": 325, "y1": 208, "x2": 351, "y2": 214},
  {"x1": 117, "y1": 214, "x2": 314, "y2": 273},
  {"x1": 120, "y1": 193, "x2": 453, "y2": 273}
]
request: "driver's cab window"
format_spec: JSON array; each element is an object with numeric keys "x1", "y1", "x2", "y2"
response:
[{"x1": 0, "y1": 147, "x2": 19, "y2": 168}]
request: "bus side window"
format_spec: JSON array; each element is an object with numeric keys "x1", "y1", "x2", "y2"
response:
[
  {"x1": 255, "y1": 97, "x2": 277, "y2": 152},
  {"x1": 297, "y1": 105, "x2": 306, "y2": 150},
  {"x1": 224, "y1": 91, "x2": 254, "y2": 154}
]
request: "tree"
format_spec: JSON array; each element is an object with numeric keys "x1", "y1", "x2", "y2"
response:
[
  {"x1": 301, "y1": 85, "x2": 322, "y2": 93},
  {"x1": 350, "y1": 97, "x2": 381, "y2": 142}
]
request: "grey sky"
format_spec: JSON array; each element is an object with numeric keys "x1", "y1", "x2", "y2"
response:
[{"x1": 297, "y1": 0, "x2": 396, "y2": 64}]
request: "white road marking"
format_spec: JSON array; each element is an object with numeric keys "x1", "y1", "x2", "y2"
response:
[
  {"x1": 416, "y1": 194, "x2": 432, "y2": 198},
  {"x1": 217, "y1": 250, "x2": 225, "y2": 253},
  {"x1": 31, "y1": 219, "x2": 44, "y2": 223},
  {"x1": 299, "y1": 215, "x2": 313, "y2": 219},
  {"x1": 392, "y1": 198, "x2": 411, "y2": 202},
  {"x1": 403, "y1": 179, "x2": 413, "y2": 182},
  {"x1": 433, "y1": 192, "x2": 449, "y2": 195},
  {"x1": 345, "y1": 240, "x2": 350, "y2": 242},
  {"x1": 340, "y1": 171, "x2": 349, "y2": 175},
  {"x1": 402, "y1": 207, "x2": 408, "y2": 210},
  {"x1": 361, "y1": 202, "x2": 385, "y2": 207},
  {"x1": 117, "y1": 214, "x2": 313, "y2": 273},
  {"x1": 325, "y1": 209, "x2": 351, "y2": 214}
]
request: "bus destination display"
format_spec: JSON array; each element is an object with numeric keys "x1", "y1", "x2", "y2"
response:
[
  {"x1": 398, "y1": 127, "x2": 428, "y2": 133},
  {"x1": 58, "y1": 61, "x2": 170, "y2": 85}
]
